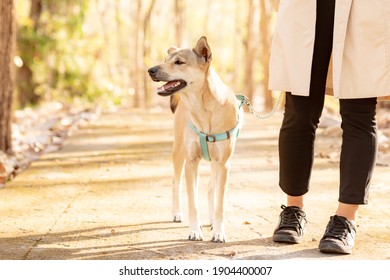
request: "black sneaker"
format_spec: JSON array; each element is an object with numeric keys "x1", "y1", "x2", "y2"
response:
[
  {"x1": 319, "y1": 215, "x2": 356, "y2": 254},
  {"x1": 273, "y1": 205, "x2": 307, "y2": 244}
]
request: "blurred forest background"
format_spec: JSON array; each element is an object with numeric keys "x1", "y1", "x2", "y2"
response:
[
  {"x1": 0, "y1": 0, "x2": 280, "y2": 180},
  {"x1": 1, "y1": 0, "x2": 389, "y2": 182},
  {"x1": 12, "y1": 0, "x2": 276, "y2": 109}
]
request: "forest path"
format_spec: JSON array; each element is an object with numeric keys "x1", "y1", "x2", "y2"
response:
[{"x1": 1, "y1": 108, "x2": 389, "y2": 260}]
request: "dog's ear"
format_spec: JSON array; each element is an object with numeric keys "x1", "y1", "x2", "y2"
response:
[
  {"x1": 193, "y1": 36, "x2": 212, "y2": 63},
  {"x1": 167, "y1": 47, "x2": 179, "y2": 54}
]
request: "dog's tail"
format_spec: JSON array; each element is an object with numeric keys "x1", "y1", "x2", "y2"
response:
[{"x1": 170, "y1": 94, "x2": 181, "y2": 113}]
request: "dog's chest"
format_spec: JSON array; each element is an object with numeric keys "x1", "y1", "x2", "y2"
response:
[{"x1": 184, "y1": 127, "x2": 235, "y2": 162}]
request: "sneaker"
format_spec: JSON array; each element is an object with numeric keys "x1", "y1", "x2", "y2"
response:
[
  {"x1": 273, "y1": 205, "x2": 307, "y2": 244},
  {"x1": 319, "y1": 215, "x2": 356, "y2": 254}
]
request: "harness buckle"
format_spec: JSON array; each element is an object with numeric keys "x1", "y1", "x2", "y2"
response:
[{"x1": 206, "y1": 135, "x2": 216, "y2": 142}]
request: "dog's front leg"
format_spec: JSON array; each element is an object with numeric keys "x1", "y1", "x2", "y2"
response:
[
  {"x1": 185, "y1": 159, "x2": 203, "y2": 241},
  {"x1": 208, "y1": 176, "x2": 216, "y2": 226},
  {"x1": 172, "y1": 143, "x2": 185, "y2": 222},
  {"x1": 211, "y1": 161, "x2": 230, "y2": 243}
]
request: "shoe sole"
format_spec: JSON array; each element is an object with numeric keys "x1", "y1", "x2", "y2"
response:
[
  {"x1": 319, "y1": 243, "x2": 352, "y2": 254},
  {"x1": 273, "y1": 233, "x2": 302, "y2": 244}
]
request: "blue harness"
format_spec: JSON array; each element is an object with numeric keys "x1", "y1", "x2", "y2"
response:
[{"x1": 188, "y1": 95, "x2": 246, "y2": 161}]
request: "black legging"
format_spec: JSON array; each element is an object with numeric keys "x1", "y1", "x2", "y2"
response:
[{"x1": 278, "y1": 0, "x2": 377, "y2": 204}]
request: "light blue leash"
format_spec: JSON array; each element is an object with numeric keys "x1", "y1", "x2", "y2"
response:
[{"x1": 188, "y1": 94, "x2": 246, "y2": 161}]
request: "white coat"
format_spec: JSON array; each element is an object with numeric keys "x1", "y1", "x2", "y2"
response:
[{"x1": 269, "y1": 0, "x2": 390, "y2": 100}]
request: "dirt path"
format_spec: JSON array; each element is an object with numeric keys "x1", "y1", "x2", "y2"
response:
[{"x1": 1, "y1": 108, "x2": 389, "y2": 260}]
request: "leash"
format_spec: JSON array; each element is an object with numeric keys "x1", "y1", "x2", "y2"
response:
[
  {"x1": 237, "y1": 91, "x2": 284, "y2": 120},
  {"x1": 188, "y1": 92, "x2": 283, "y2": 161}
]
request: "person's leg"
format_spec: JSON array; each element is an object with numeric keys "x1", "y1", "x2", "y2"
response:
[
  {"x1": 287, "y1": 196, "x2": 303, "y2": 209},
  {"x1": 279, "y1": 0, "x2": 335, "y2": 200},
  {"x1": 335, "y1": 203, "x2": 359, "y2": 222},
  {"x1": 274, "y1": 0, "x2": 335, "y2": 244},
  {"x1": 319, "y1": 97, "x2": 377, "y2": 254},
  {"x1": 339, "y1": 98, "x2": 377, "y2": 207},
  {"x1": 278, "y1": 93, "x2": 325, "y2": 198}
]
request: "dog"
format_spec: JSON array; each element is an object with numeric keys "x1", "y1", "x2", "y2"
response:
[{"x1": 148, "y1": 36, "x2": 244, "y2": 243}]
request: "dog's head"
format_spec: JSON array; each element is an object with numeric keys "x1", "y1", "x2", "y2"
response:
[{"x1": 148, "y1": 36, "x2": 212, "y2": 96}]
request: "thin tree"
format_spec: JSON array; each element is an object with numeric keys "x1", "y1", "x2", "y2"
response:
[
  {"x1": 132, "y1": 0, "x2": 156, "y2": 109},
  {"x1": 16, "y1": 0, "x2": 41, "y2": 107},
  {"x1": 0, "y1": 0, "x2": 14, "y2": 152},
  {"x1": 143, "y1": 0, "x2": 156, "y2": 108},
  {"x1": 132, "y1": 0, "x2": 143, "y2": 108},
  {"x1": 259, "y1": 0, "x2": 272, "y2": 110},
  {"x1": 233, "y1": 0, "x2": 242, "y2": 93},
  {"x1": 174, "y1": 0, "x2": 184, "y2": 47},
  {"x1": 243, "y1": 0, "x2": 255, "y2": 104}
]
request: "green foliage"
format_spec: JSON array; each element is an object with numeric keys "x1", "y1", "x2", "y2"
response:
[
  {"x1": 15, "y1": 0, "x2": 105, "y2": 108},
  {"x1": 17, "y1": 24, "x2": 54, "y2": 66}
]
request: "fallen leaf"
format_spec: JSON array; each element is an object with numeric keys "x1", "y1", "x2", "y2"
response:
[
  {"x1": 0, "y1": 163, "x2": 6, "y2": 184},
  {"x1": 228, "y1": 251, "x2": 237, "y2": 257}
]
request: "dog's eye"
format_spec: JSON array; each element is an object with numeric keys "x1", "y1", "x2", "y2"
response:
[{"x1": 175, "y1": 60, "x2": 185, "y2": 65}]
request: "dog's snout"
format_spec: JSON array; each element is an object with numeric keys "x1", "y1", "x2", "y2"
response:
[{"x1": 148, "y1": 66, "x2": 159, "y2": 75}]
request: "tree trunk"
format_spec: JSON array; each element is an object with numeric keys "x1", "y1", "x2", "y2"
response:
[
  {"x1": 259, "y1": 0, "x2": 272, "y2": 110},
  {"x1": 233, "y1": 0, "x2": 242, "y2": 93},
  {"x1": 132, "y1": 0, "x2": 143, "y2": 108},
  {"x1": 115, "y1": 0, "x2": 129, "y2": 98},
  {"x1": 30, "y1": 0, "x2": 42, "y2": 30},
  {"x1": 16, "y1": 0, "x2": 41, "y2": 107},
  {"x1": 143, "y1": 0, "x2": 156, "y2": 108},
  {"x1": 17, "y1": 65, "x2": 38, "y2": 107},
  {"x1": 174, "y1": 0, "x2": 184, "y2": 46},
  {"x1": 0, "y1": 0, "x2": 14, "y2": 153},
  {"x1": 243, "y1": 0, "x2": 255, "y2": 104}
]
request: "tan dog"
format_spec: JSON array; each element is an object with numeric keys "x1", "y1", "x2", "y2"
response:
[{"x1": 148, "y1": 36, "x2": 243, "y2": 243}]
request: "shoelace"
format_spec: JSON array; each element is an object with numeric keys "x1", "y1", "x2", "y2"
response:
[
  {"x1": 323, "y1": 215, "x2": 353, "y2": 242},
  {"x1": 279, "y1": 205, "x2": 306, "y2": 232}
]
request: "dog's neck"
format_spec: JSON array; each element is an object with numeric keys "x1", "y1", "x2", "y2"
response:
[{"x1": 180, "y1": 68, "x2": 238, "y2": 134}]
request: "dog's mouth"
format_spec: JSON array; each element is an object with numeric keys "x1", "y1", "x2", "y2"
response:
[{"x1": 156, "y1": 80, "x2": 187, "y2": 96}]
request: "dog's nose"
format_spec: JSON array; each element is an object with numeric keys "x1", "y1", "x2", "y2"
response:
[{"x1": 148, "y1": 66, "x2": 159, "y2": 75}]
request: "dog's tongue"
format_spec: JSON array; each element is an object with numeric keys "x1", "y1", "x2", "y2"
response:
[{"x1": 157, "y1": 81, "x2": 179, "y2": 93}]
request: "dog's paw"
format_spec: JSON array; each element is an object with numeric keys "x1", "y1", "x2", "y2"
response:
[
  {"x1": 173, "y1": 214, "x2": 182, "y2": 223},
  {"x1": 211, "y1": 232, "x2": 226, "y2": 243},
  {"x1": 188, "y1": 230, "x2": 204, "y2": 241}
]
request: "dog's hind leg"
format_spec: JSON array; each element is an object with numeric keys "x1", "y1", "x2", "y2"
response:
[
  {"x1": 211, "y1": 161, "x2": 230, "y2": 243},
  {"x1": 185, "y1": 159, "x2": 204, "y2": 241}
]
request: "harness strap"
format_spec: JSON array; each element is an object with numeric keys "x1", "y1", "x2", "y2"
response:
[{"x1": 188, "y1": 95, "x2": 245, "y2": 161}]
